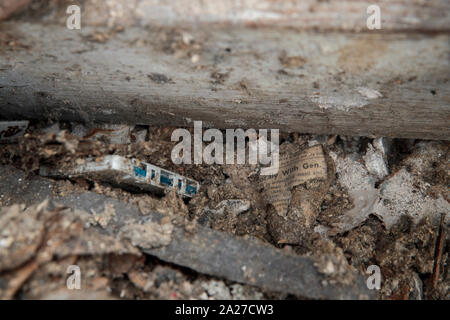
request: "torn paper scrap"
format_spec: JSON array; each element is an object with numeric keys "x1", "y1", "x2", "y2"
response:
[{"x1": 259, "y1": 144, "x2": 328, "y2": 215}]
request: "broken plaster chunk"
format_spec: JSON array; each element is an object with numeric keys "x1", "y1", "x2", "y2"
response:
[
  {"x1": 373, "y1": 168, "x2": 449, "y2": 229},
  {"x1": 409, "y1": 272, "x2": 424, "y2": 300},
  {"x1": 335, "y1": 153, "x2": 375, "y2": 191},
  {"x1": 332, "y1": 153, "x2": 379, "y2": 233},
  {"x1": 0, "y1": 237, "x2": 13, "y2": 248},
  {"x1": 201, "y1": 280, "x2": 232, "y2": 300},
  {"x1": 119, "y1": 219, "x2": 174, "y2": 249},
  {"x1": 363, "y1": 143, "x2": 389, "y2": 180},
  {"x1": 208, "y1": 199, "x2": 251, "y2": 216},
  {"x1": 314, "y1": 225, "x2": 330, "y2": 238},
  {"x1": 131, "y1": 126, "x2": 148, "y2": 143},
  {"x1": 372, "y1": 137, "x2": 391, "y2": 155},
  {"x1": 182, "y1": 32, "x2": 194, "y2": 45},
  {"x1": 357, "y1": 87, "x2": 383, "y2": 99},
  {"x1": 229, "y1": 284, "x2": 263, "y2": 300},
  {"x1": 312, "y1": 240, "x2": 357, "y2": 286},
  {"x1": 335, "y1": 150, "x2": 449, "y2": 232},
  {"x1": 332, "y1": 189, "x2": 379, "y2": 234}
]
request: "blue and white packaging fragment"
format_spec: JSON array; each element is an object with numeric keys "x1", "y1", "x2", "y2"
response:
[{"x1": 40, "y1": 155, "x2": 200, "y2": 197}]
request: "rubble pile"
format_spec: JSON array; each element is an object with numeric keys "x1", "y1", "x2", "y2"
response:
[{"x1": 0, "y1": 120, "x2": 448, "y2": 300}]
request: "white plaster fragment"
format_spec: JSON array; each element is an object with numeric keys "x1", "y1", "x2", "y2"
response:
[{"x1": 357, "y1": 87, "x2": 383, "y2": 99}]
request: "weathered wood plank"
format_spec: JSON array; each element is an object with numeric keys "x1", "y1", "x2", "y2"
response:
[
  {"x1": 23, "y1": 0, "x2": 450, "y2": 32},
  {"x1": 0, "y1": 22, "x2": 449, "y2": 139}
]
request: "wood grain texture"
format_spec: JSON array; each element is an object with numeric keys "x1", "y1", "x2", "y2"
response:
[
  {"x1": 26, "y1": 0, "x2": 450, "y2": 32},
  {"x1": 0, "y1": 22, "x2": 449, "y2": 139}
]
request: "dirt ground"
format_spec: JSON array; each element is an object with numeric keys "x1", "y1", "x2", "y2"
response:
[{"x1": 0, "y1": 120, "x2": 448, "y2": 300}]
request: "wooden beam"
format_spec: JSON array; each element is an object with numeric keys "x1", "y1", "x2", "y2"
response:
[
  {"x1": 0, "y1": 22, "x2": 449, "y2": 139},
  {"x1": 23, "y1": 0, "x2": 450, "y2": 32}
]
